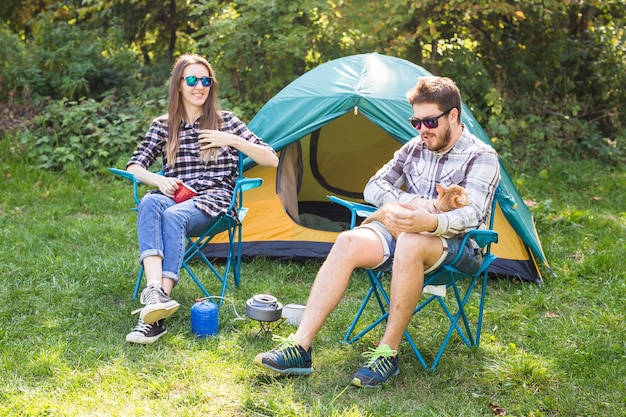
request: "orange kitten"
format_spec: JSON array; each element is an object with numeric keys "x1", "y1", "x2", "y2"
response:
[{"x1": 361, "y1": 184, "x2": 469, "y2": 238}]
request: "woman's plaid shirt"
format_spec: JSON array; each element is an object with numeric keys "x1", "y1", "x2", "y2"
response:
[{"x1": 127, "y1": 111, "x2": 273, "y2": 217}]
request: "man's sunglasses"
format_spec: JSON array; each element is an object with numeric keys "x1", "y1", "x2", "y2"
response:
[
  {"x1": 181, "y1": 75, "x2": 213, "y2": 87},
  {"x1": 408, "y1": 107, "x2": 454, "y2": 129}
]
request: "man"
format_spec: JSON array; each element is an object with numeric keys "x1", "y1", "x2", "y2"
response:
[{"x1": 254, "y1": 76, "x2": 500, "y2": 388}]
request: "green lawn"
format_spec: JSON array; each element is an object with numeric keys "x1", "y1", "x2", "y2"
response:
[{"x1": 1, "y1": 139, "x2": 624, "y2": 416}]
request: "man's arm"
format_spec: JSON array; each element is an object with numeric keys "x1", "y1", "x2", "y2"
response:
[
  {"x1": 363, "y1": 140, "x2": 432, "y2": 207},
  {"x1": 433, "y1": 151, "x2": 500, "y2": 237}
]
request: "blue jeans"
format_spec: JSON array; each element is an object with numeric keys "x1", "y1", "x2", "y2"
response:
[{"x1": 137, "y1": 193, "x2": 214, "y2": 286}]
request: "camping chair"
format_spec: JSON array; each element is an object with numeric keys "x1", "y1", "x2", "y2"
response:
[
  {"x1": 328, "y1": 186, "x2": 502, "y2": 370},
  {"x1": 109, "y1": 156, "x2": 262, "y2": 300}
]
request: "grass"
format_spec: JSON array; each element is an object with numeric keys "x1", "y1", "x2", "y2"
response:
[{"x1": 0, "y1": 138, "x2": 624, "y2": 416}]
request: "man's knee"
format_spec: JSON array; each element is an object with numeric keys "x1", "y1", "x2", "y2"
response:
[
  {"x1": 395, "y1": 233, "x2": 440, "y2": 261},
  {"x1": 328, "y1": 230, "x2": 358, "y2": 257}
]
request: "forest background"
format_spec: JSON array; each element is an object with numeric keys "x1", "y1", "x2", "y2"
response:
[
  {"x1": 1, "y1": 2, "x2": 625, "y2": 416},
  {"x1": 0, "y1": 0, "x2": 624, "y2": 171}
]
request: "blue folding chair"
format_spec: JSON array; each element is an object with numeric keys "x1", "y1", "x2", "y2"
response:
[
  {"x1": 328, "y1": 186, "x2": 502, "y2": 370},
  {"x1": 110, "y1": 157, "x2": 262, "y2": 300}
]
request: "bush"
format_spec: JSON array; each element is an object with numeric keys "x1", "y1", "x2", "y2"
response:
[
  {"x1": 17, "y1": 13, "x2": 142, "y2": 101},
  {"x1": 0, "y1": 24, "x2": 26, "y2": 101},
  {"x1": 17, "y1": 89, "x2": 167, "y2": 171}
]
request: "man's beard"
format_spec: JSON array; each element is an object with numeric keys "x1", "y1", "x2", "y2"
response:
[{"x1": 425, "y1": 124, "x2": 452, "y2": 152}]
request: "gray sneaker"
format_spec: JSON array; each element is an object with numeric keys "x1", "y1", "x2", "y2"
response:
[{"x1": 134, "y1": 283, "x2": 180, "y2": 324}]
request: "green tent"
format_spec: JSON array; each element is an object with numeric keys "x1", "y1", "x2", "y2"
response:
[{"x1": 210, "y1": 53, "x2": 548, "y2": 283}]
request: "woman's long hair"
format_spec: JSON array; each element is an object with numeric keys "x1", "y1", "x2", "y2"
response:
[{"x1": 166, "y1": 54, "x2": 223, "y2": 166}]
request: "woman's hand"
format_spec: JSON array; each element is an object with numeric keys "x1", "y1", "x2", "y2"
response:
[
  {"x1": 156, "y1": 176, "x2": 182, "y2": 198},
  {"x1": 198, "y1": 129, "x2": 239, "y2": 151},
  {"x1": 127, "y1": 163, "x2": 181, "y2": 198},
  {"x1": 197, "y1": 129, "x2": 279, "y2": 168}
]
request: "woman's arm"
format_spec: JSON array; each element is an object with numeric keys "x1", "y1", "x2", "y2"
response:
[
  {"x1": 198, "y1": 130, "x2": 278, "y2": 168},
  {"x1": 127, "y1": 163, "x2": 181, "y2": 198}
]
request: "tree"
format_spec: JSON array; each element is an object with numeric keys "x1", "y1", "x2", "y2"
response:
[{"x1": 192, "y1": 0, "x2": 326, "y2": 117}]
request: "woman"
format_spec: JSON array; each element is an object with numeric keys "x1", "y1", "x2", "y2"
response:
[{"x1": 125, "y1": 54, "x2": 278, "y2": 344}]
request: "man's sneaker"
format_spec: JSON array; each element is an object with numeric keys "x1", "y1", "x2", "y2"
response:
[
  {"x1": 253, "y1": 334, "x2": 313, "y2": 375},
  {"x1": 126, "y1": 319, "x2": 167, "y2": 344},
  {"x1": 351, "y1": 344, "x2": 399, "y2": 388},
  {"x1": 134, "y1": 282, "x2": 180, "y2": 324}
]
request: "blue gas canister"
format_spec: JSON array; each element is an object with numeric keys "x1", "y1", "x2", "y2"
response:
[{"x1": 191, "y1": 298, "x2": 218, "y2": 337}]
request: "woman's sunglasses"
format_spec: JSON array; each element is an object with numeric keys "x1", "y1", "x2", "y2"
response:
[
  {"x1": 181, "y1": 75, "x2": 213, "y2": 87},
  {"x1": 408, "y1": 107, "x2": 454, "y2": 129}
]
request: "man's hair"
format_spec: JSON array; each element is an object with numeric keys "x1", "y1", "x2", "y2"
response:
[{"x1": 406, "y1": 76, "x2": 462, "y2": 122}]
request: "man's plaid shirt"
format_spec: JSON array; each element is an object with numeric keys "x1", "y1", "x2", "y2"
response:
[{"x1": 363, "y1": 126, "x2": 500, "y2": 239}]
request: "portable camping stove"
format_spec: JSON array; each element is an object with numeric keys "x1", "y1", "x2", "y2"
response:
[{"x1": 245, "y1": 294, "x2": 285, "y2": 335}]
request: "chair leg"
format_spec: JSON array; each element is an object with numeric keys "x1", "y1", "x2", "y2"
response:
[
  {"x1": 342, "y1": 271, "x2": 389, "y2": 344},
  {"x1": 181, "y1": 222, "x2": 239, "y2": 301},
  {"x1": 233, "y1": 223, "x2": 243, "y2": 288},
  {"x1": 345, "y1": 270, "x2": 490, "y2": 371},
  {"x1": 133, "y1": 265, "x2": 144, "y2": 300},
  {"x1": 475, "y1": 269, "x2": 489, "y2": 346},
  {"x1": 343, "y1": 285, "x2": 379, "y2": 343},
  {"x1": 181, "y1": 262, "x2": 211, "y2": 298}
]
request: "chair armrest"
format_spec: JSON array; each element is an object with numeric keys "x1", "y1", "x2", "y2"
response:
[
  {"x1": 109, "y1": 168, "x2": 142, "y2": 207},
  {"x1": 109, "y1": 167, "x2": 138, "y2": 183},
  {"x1": 466, "y1": 229, "x2": 499, "y2": 249},
  {"x1": 443, "y1": 229, "x2": 498, "y2": 268},
  {"x1": 236, "y1": 177, "x2": 263, "y2": 193},
  {"x1": 228, "y1": 177, "x2": 264, "y2": 214},
  {"x1": 328, "y1": 195, "x2": 377, "y2": 229}
]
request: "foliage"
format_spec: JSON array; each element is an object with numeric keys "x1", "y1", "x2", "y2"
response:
[
  {"x1": 191, "y1": 0, "x2": 326, "y2": 117},
  {"x1": 68, "y1": 0, "x2": 197, "y2": 65},
  {"x1": 17, "y1": 13, "x2": 142, "y2": 101},
  {"x1": 0, "y1": 24, "x2": 26, "y2": 101},
  {"x1": 468, "y1": 0, "x2": 626, "y2": 165},
  {"x1": 0, "y1": 0, "x2": 625, "y2": 170},
  {"x1": 16, "y1": 89, "x2": 167, "y2": 171}
]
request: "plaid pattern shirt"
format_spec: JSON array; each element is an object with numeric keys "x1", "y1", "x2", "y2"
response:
[
  {"x1": 363, "y1": 126, "x2": 500, "y2": 238},
  {"x1": 127, "y1": 111, "x2": 273, "y2": 217}
]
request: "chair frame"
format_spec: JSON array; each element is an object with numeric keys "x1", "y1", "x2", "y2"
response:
[
  {"x1": 110, "y1": 157, "x2": 262, "y2": 300},
  {"x1": 328, "y1": 187, "x2": 501, "y2": 370}
]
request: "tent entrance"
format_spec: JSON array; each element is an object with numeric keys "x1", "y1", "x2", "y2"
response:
[{"x1": 276, "y1": 112, "x2": 400, "y2": 232}]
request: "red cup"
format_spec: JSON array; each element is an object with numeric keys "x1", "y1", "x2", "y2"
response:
[{"x1": 173, "y1": 183, "x2": 198, "y2": 203}]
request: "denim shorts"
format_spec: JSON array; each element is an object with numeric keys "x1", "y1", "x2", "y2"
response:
[{"x1": 359, "y1": 221, "x2": 483, "y2": 275}]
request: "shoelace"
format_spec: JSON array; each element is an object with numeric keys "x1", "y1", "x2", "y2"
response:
[
  {"x1": 269, "y1": 334, "x2": 307, "y2": 366},
  {"x1": 131, "y1": 284, "x2": 167, "y2": 315},
  {"x1": 132, "y1": 320, "x2": 151, "y2": 333},
  {"x1": 271, "y1": 333, "x2": 299, "y2": 349},
  {"x1": 361, "y1": 344, "x2": 397, "y2": 367},
  {"x1": 139, "y1": 284, "x2": 161, "y2": 305}
]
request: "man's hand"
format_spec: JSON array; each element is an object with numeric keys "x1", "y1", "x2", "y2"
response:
[
  {"x1": 384, "y1": 203, "x2": 438, "y2": 234},
  {"x1": 409, "y1": 196, "x2": 438, "y2": 213}
]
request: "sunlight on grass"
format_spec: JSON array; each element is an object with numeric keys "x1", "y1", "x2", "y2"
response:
[{"x1": 1, "y1": 141, "x2": 624, "y2": 416}]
